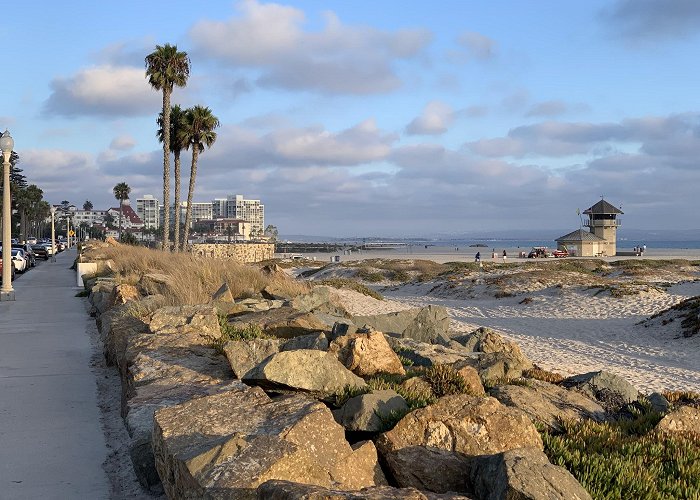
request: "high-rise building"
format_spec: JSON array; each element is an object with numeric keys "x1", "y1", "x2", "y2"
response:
[
  {"x1": 213, "y1": 195, "x2": 264, "y2": 234},
  {"x1": 136, "y1": 195, "x2": 160, "y2": 229}
]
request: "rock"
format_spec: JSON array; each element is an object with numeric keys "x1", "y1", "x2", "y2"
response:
[
  {"x1": 453, "y1": 327, "x2": 527, "y2": 361},
  {"x1": 455, "y1": 351, "x2": 533, "y2": 384},
  {"x1": 329, "y1": 331, "x2": 406, "y2": 377},
  {"x1": 221, "y1": 297, "x2": 285, "y2": 316},
  {"x1": 647, "y1": 392, "x2": 671, "y2": 413},
  {"x1": 243, "y1": 350, "x2": 367, "y2": 396},
  {"x1": 469, "y1": 447, "x2": 592, "y2": 500},
  {"x1": 149, "y1": 305, "x2": 221, "y2": 339},
  {"x1": 212, "y1": 282, "x2": 235, "y2": 303},
  {"x1": 257, "y1": 480, "x2": 474, "y2": 499},
  {"x1": 387, "y1": 337, "x2": 476, "y2": 367},
  {"x1": 490, "y1": 379, "x2": 607, "y2": 431},
  {"x1": 353, "y1": 305, "x2": 450, "y2": 344},
  {"x1": 230, "y1": 306, "x2": 329, "y2": 339},
  {"x1": 262, "y1": 281, "x2": 305, "y2": 301},
  {"x1": 153, "y1": 388, "x2": 386, "y2": 499},
  {"x1": 282, "y1": 333, "x2": 329, "y2": 351},
  {"x1": 223, "y1": 338, "x2": 282, "y2": 378},
  {"x1": 656, "y1": 406, "x2": 700, "y2": 435},
  {"x1": 328, "y1": 320, "x2": 359, "y2": 341},
  {"x1": 113, "y1": 284, "x2": 140, "y2": 304},
  {"x1": 563, "y1": 371, "x2": 639, "y2": 412},
  {"x1": 289, "y1": 286, "x2": 350, "y2": 316},
  {"x1": 138, "y1": 272, "x2": 175, "y2": 296},
  {"x1": 454, "y1": 365, "x2": 486, "y2": 396},
  {"x1": 375, "y1": 395, "x2": 542, "y2": 493},
  {"x1": 333, "y1": 390, "x2": 409, "y2": 432},
  {"x1": 260, "y1": 263, "x2": 285, "y2": 276}
]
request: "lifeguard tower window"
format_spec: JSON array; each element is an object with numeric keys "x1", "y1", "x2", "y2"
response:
[{"x1": 591, "y1": 214, "x2": 616, "y2": 220}]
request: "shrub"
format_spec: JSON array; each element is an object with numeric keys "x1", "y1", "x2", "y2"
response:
[
  {"x1": 541, "y1": 411, "x2": 700, "y2": 500},
  {"x1": 422, "y1": 364, "x2": 472, "y2": 397},
  {"x1": 211, "y1": 313, "x2": 268, "y2": 355},
  {"x1": 356, "y1": 267, "x2": 385, "y2": 283},
  {"x1": 317, "y1": 278, "x2": 383, "y2": 300},
  {"x1": 523, "y1": 366, "x2": 565, "y2": 384}
]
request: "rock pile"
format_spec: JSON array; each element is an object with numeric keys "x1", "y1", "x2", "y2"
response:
[{"x1": 85, "y1": 263, "x2": 691, "y2": 499}]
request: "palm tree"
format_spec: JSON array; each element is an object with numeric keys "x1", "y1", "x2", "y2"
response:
[
  {"x1": 83, "y1": 200, "x2": 93, "y2": 211},
  {"x1": 15, "y1": 184, "x2": 43, "y2": 243},
  {"x1": 113, "y1": 182, "x2": 131, "y2": 240},
  {"x1": 158, "y1": 104, "x2": 187, "y2": 251},
  {"x1": 145, "y1": 44, "x2": 190, "y2": 251},
  {"x1": 180, "y1": 105, "x2": 220, "y2": 251}
]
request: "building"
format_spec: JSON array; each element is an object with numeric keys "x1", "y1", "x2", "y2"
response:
[
  {"x1": 136, "y1": 195, "x2": 160, "y2": 229},
  {"x1": 212, "y1": 195, "x2": 264, "y2": 234},
  {"x1": 166, "y1": 202, "x2": 214, "y2": 227},
  {"x1": 107, "y1": 200, "x2": 144, "y2": 233},
  {"x1": 556, "y1": 199, "x2": 623, "y2": 257}
]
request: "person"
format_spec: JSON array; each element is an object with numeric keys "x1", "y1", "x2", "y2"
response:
[
  {"x1": 475, "y1": 251, "x2": 481, "y2": 262},
  {"x1": 492, "y1": 249, "x2": 496, "y2": 260},
  {"x1": 502, "y1": 249, "x2": 507, "y2": 262},
  {"x1": 642, "y1": 244, "x2": 646, "y2": 254}
]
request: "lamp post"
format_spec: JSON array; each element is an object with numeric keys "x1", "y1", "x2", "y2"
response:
[
  {"x1": 1, "y1": 130, "x2": 15, "y2": 301},
  {"x1": 50, "y1": 206, "x2": 56, "y2": 262}
]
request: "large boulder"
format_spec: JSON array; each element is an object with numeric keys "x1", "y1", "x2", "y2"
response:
[
  {"x1": 289, "y1": 286, "x2": 350, "y2": 316},
  {"x1": 148, "y1": 304, "x2": 221, "y2": 338},
  {"x1": 223, "y1": 338, "x2": 282, "y2": 378},
  {"x1": 153, "y1": 388, "x2": 387, "y2": 498},
  {"x1": 562, "y1": 371, "x2": 639, "y2": 412},
  {"x1": 387, "y1": 337, "x2": 476, "y2": 367},
  {"x1": 490, "y1": 380, "x2": 607, "y2": 431},
  {"x1": 212, "y1": 282, "x2": 235, "y2": 303},
  {"x1": 333, "y1": 390, "x2": 409, "y2": 433},
  {"x1": 454, "y1": 352, "x2": 533, "y2": 384},
  {"x1": 453, "y1": 327, "x2": 527, "y2": 361},
  {"x1": 329, "y1": 331, "x2": 406, "y2": 377},
  {"x1": 257, "y1": 480, "x2": 473, "y2": 499},
  {"x1": 229, "y1": 306, "x2": 330, "y2": 339},
  {"x1": 469, "y1": 447, "x2": 592, "y2": 500},
  {"x1": 656, "y1": 406, "x2": 700, "y2": 435},
  {"x1": 243, "y1": 350, "x2": 367, "y2": 396},
  {"x1": 375, "y1": 395, "x2": 542, "y2": 494},
  {"x1": 282, "y1": 332, "x2": 329, "y2": 352},
  {"x1": 353, "y1": 305, "x2": 450, "y2": 344}
]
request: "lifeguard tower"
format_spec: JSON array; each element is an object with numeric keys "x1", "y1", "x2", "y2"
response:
[{"x1": 555, "y1": 199, "x2": 623, "y2": 257}]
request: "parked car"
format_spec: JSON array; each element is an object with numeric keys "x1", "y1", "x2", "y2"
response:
[
  {"x1": 11, "y1": 248, "x2": 29, "y2": 273},
  {"x1": 31, "y1": 244, "x2": 49, "y2": 260},
  {"x1": 527, "y1": 247, "x2": 550, "y2": 258},
  {"x1": 12, "y1": 244, "x2": 36, "y2": 267},
  {"x1": 26, "y1": 236, "x2": 38, "y2": 245},
  {"x1": 552, "y1": 249, "x2": 569, "y2": 258}
]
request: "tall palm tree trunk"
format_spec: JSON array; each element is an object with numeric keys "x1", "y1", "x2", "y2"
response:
[
  {"x1": 161, "y1": 89, "x2": 172, "y2": 251},
  {"x1": 173, "y1": 150, "x2": 181, "y2": 251},
  {"x1": 181, "y1": 147, "x2": 199, "y2": 251},
  {"x1": 119, "y1": 200, "x2": 123, "y2": 240}
]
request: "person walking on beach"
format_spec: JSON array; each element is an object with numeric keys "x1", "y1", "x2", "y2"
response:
[
  {"x1": 492, "y1": 249, "x2": 496, "y2": 260},
  {"x1": 502, "y1": 249, "x2": 507, "y2": 262},
  {"x1": 475, "y1": 251, "x2": 481, "y2": 263}
]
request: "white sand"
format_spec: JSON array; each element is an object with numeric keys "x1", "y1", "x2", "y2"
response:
[{"x1": 332, "y1": 277, "x2": 700, "y2": 395}]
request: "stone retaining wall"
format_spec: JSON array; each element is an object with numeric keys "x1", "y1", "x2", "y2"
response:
[{"x1": 190, "y1": 243, "x2": 274, "y2": 263}]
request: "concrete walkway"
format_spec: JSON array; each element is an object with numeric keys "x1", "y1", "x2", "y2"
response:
[{"x1": 0, "y1": 248, "x2": 110, "y2": 499}]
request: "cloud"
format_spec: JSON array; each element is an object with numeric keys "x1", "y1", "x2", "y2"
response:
[
  {"x1": 109, "y1": 134, "x2": 136, "y2": 151},
  {"x1": 456, "y1": 31, "x2": 497, "y2": 59},
  {"x1": 602, "y1": 0, "x2": 700, "y2": 41},
  {"x1": 405, "y1": 101, "x2": 454, "y2": 135},
  {"x1": 43, "y1": 65, "x2": 160, "y2": 117},
  {"x1": 526, "y1": 100, "x2": 569, "y2": 117},
  {"x1": 189, "y1": 0, "x2": 432, "y2": 94}
]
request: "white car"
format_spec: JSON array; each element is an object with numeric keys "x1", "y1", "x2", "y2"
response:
[{"x1": 11, "y1": 248, "x2": 28, "y2": 273}]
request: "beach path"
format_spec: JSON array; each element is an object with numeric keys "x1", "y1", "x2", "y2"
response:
[{"x1": 0, "y1": 248, "x2": 110, "y2": 499}]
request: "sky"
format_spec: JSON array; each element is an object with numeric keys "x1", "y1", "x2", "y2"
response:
[{"x1": 2, "y1": 0, "x2": 700, "y2": 237}]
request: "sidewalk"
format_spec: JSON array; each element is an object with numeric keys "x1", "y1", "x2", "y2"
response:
[{"x1": 0, "y1": 248, "x2": 110, "y2": 499}]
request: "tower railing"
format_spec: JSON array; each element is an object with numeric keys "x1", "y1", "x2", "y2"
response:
[{"x1": 584, "y1": 218, "x2": 621, "y2": 227}]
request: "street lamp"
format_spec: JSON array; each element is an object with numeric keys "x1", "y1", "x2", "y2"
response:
[
  {"x1": 50, "y1": 206, "x2": 56, "y2": 262},
  {"x1": 1, "y1": 130, "x2": 15, "y2": 301}
]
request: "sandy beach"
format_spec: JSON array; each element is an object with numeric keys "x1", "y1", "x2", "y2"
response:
[{"x1": 311, "y1": 255, "x2": 700, "y2": 395}]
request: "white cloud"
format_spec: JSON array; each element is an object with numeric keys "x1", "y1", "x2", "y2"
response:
[
  {"x1": 43, "y1": 65, "x2": 160, "y2": 117},
  {"x1": 405, "y1": 101, "x2": 455, "y2": 135},
  {"x1": 189, "y1": 0, "x2": 432, "y2": 94},
  {"x1": 457, "y1": 31, "x2": 497, "y2": 59},
  {"x1": 109, "y1": 134, "x2": 136, "y2": 151}
]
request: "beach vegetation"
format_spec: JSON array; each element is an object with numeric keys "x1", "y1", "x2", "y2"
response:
[
  {"x1": 541, "y1": 405, "x2": 700, "y2": 500},
  {"x1": 211, "y1": 314, "x2": 267, "y2": 354},
  {"x1": 81, "y1": 243, "x2": 308, "y2": 306},
  {"x1": 356, "y1": 267, "x2": 385, "y2": 282},
  {"x1": 662, "y1": 390, "x2": 700, "y2": 408},
  {"x1": 145, "y1": 43, "x2": 191, "y2": 250},
  {"x1": 523, "y1": 366, "x2": 565, "y2": 384},
  {"x1": 317, "y1": 277, "x2": 384, "y2": 300}
]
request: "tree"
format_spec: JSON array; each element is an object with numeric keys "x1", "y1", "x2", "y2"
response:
[
  {"x1": 264, "y1": 225, "x2": 279, "y2": 242},
  {"x1": 158, "y1": 104, "x2": 187, "y2": 251},
  {"x1": 145, "y1": 43, "x2": 190, "y2": 251},
  {"x1": 113, "y1": 182, "x2": 131, "y2": 240},
  {"x1": 83, "y1": 200, "x2": 93, "y2": 211},
  {"x1": 15, "y1": 184, "x2": 43, "y2": 243},
  {"x1": 180, "y1": 105, "x2": 220, "y2": 251}
]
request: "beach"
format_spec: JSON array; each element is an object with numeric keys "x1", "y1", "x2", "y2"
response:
[{"x1": 301, "y1": 253, "x2": 700, "y2": 394}]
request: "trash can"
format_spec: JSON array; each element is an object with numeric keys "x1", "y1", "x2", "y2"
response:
[{"x1": 334, "y1": 255, "x2": 341, "y2": 262}]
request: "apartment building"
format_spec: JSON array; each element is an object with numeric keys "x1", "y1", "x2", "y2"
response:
[
  {"x1": 212, "y1": 195, "x2": 264, "y2": 234},
  {"x1": 136, "y1": 195, "x2": 160, "y2": 229}
]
